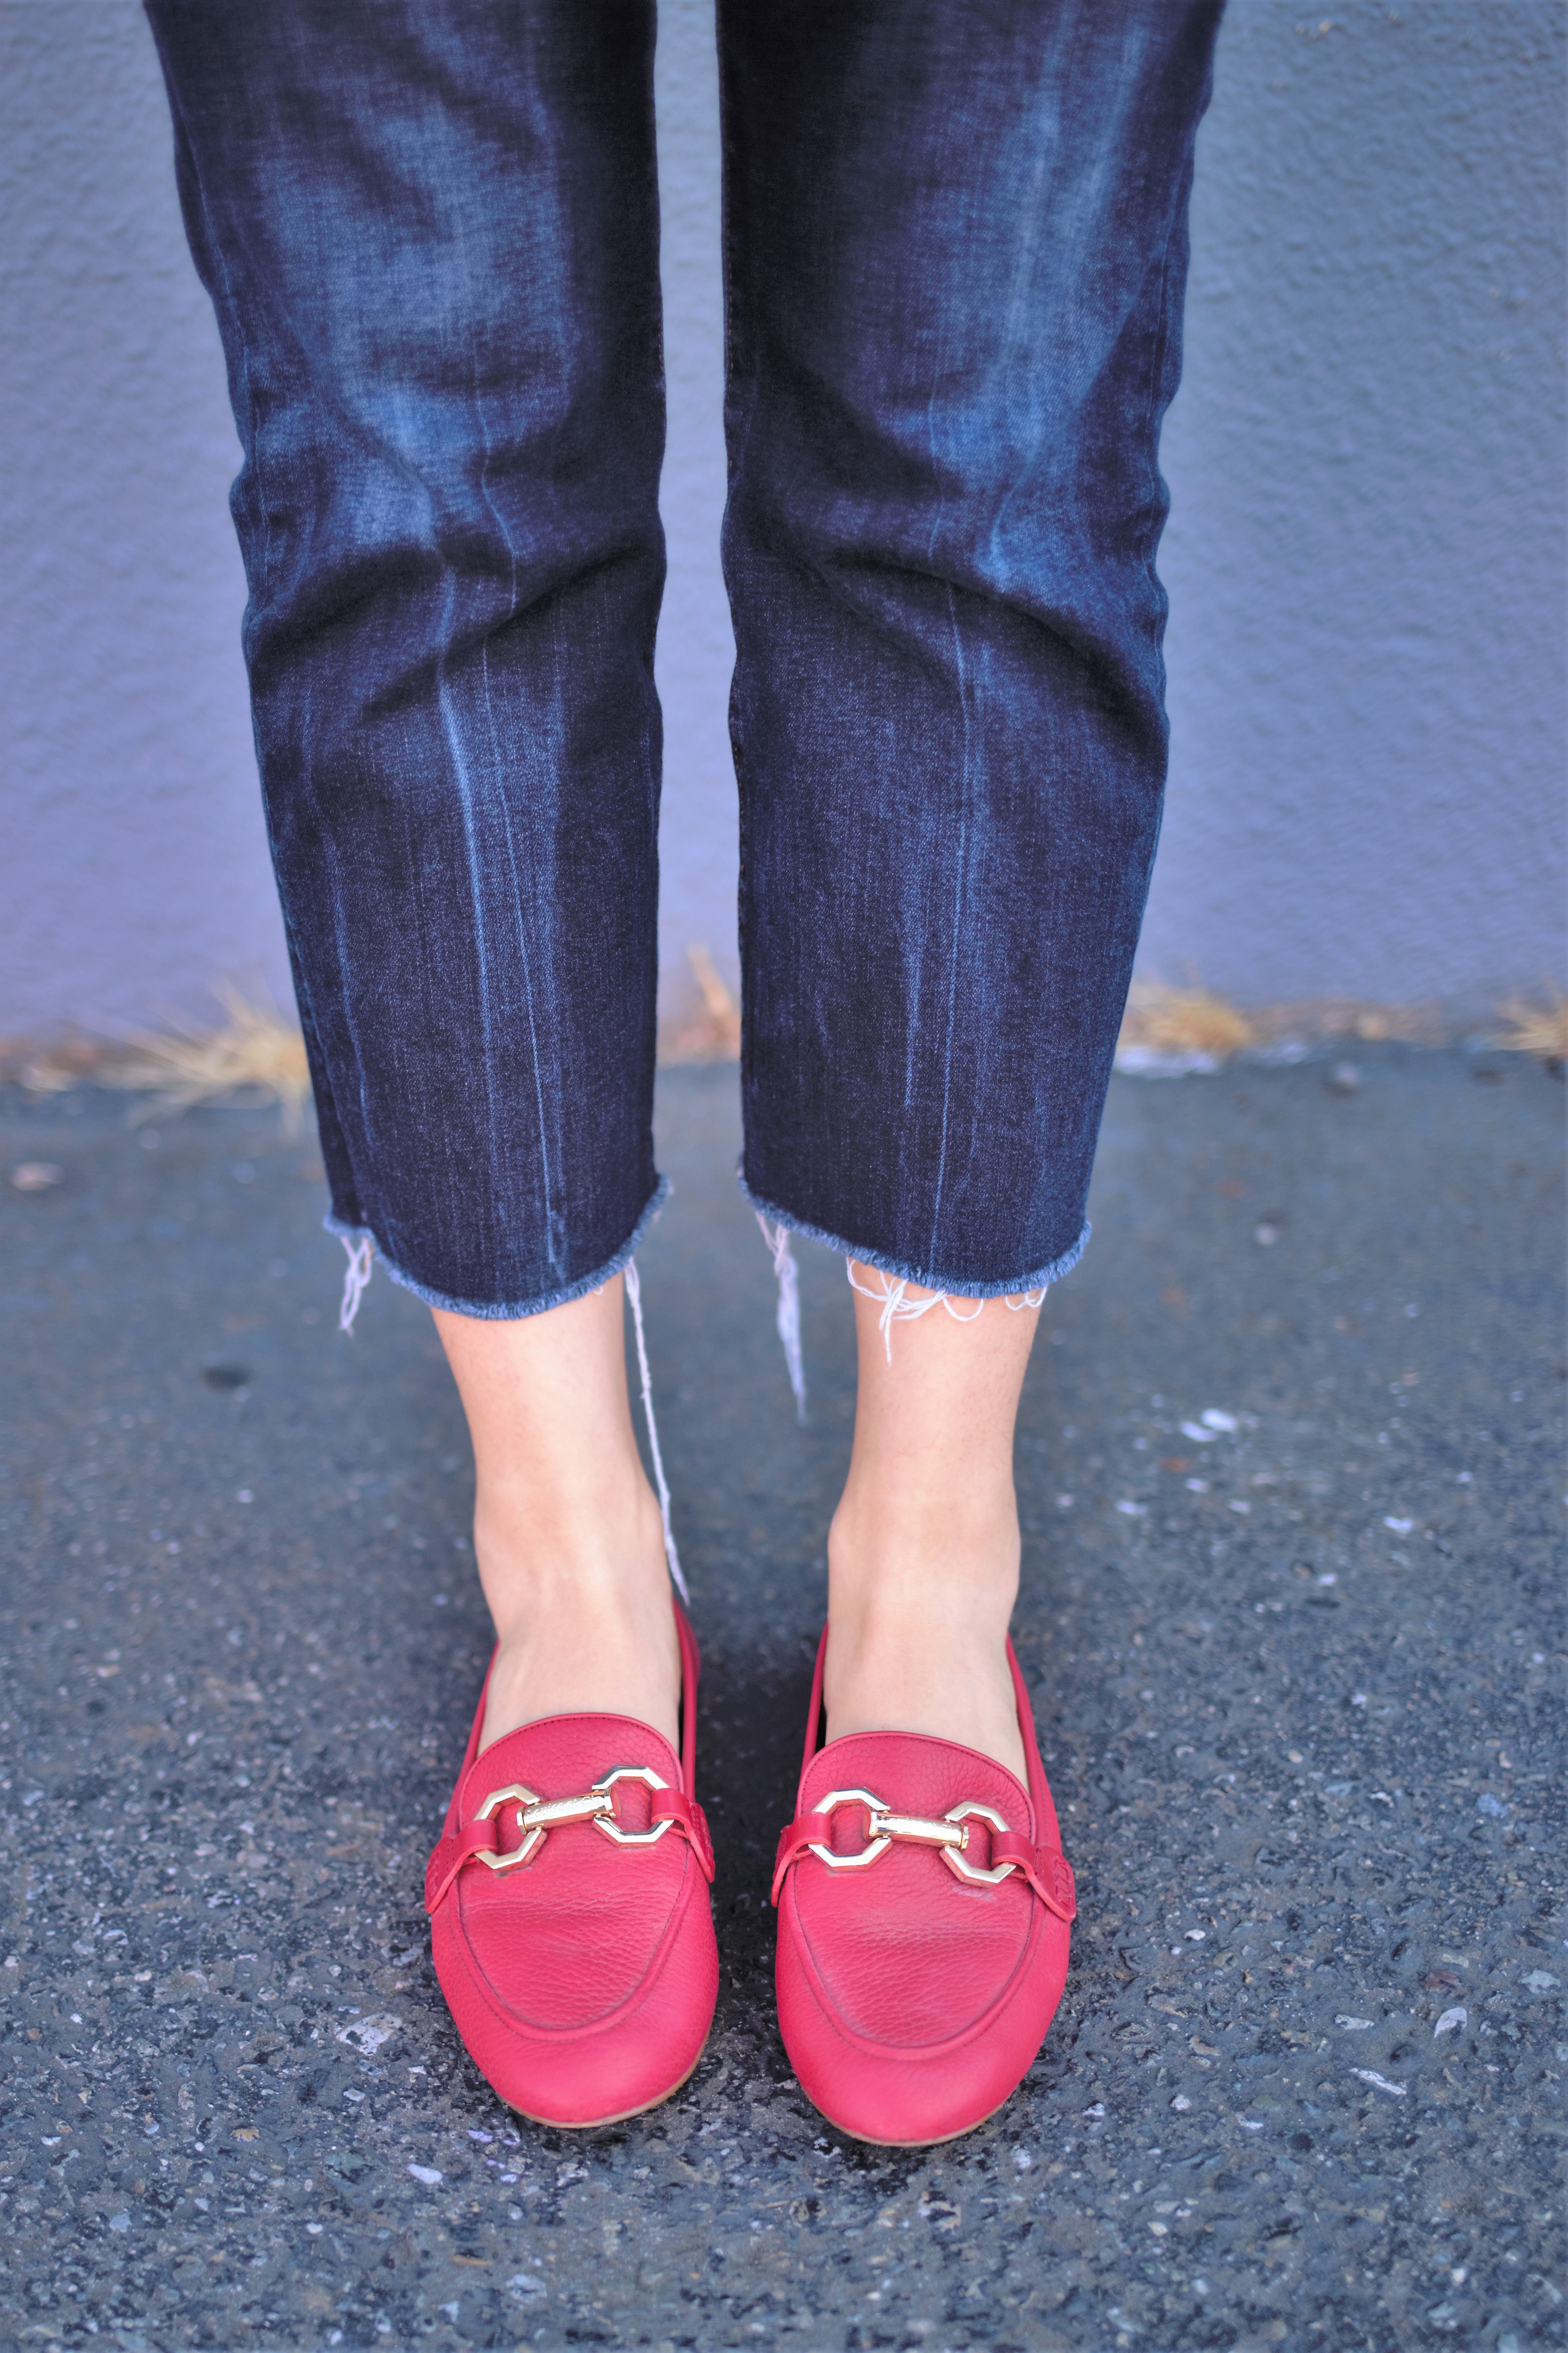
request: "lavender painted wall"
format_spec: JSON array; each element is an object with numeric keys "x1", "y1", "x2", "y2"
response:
[
  {"x1": 1148, "y1": 2, "x2": 1566, "y2": 1014},
  {"x1": 1, "y1": 2, "x2": 1562, "y2": 1037}
]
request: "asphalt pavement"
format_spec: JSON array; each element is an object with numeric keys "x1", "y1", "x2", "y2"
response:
[{"x1": 1, "y1": 1043, "x2": 1562, "y2": 2352}]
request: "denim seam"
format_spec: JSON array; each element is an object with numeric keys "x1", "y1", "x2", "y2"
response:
[
  {"x1": 738, "y1": 1172, "x2": 1088, "y2": 1301},
  {"x1": 324, "y1": 1176, "x2": 670, "y2": 1323}
]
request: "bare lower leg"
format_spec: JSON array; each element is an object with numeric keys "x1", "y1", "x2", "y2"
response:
[
  {"x1": 433, "y1": 1279, "x2": 680, "y2": 1755},
  {"x1": 824, "y1": 1276, "x2": 1041, "y2": 1780}
]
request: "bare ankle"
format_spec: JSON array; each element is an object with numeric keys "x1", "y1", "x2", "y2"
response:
[
  {"x1": 476, "y1": 1524, "x2": 681, "y2": 1755},
  {"x1": 827, "y1": 1492, "x2": 1020, "y2": 1621},
  {"x1": 472, "y1": 1452, "x2": 661, "y2": 1594},
  {"x1": 823, "y1": 1495, "x2": 1026, "y2": 1777},
  {"x1": 430, "y1": 1284, "x2": 683, "y2": 1754}
]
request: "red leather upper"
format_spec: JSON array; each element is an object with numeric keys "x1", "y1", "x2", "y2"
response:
[
  {"x1": 426, "y1": 1604, "x2": 718, "y2": 2126},
  {"x1": 773, "y1": 1630, "x2": 1075, "y2": 2146}
]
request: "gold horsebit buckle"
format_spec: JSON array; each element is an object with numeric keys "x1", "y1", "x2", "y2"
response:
[
  {"x1": 808, "y1": 1786, "x2": 1017, "y2": 1887},
  {"x1": 474, "y1": 1766, "x2": 671, "y2": 1874}
]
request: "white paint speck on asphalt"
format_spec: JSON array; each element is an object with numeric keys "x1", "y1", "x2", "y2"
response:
[
  {"x1": 1353, "y1": 2069, "x2": 1407, "y2": 2098},
  {"x1": 335, "y1": 2014, "x2": 399, "y2": 2055}
]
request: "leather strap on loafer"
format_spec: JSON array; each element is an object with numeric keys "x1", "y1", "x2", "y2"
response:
[
  {"x1": 648, "y1": 1783, "x2": 716, "y2": 1875},
  {"x1": 982, "y1": 1828, "x2": 1076, "y2": 1920}
]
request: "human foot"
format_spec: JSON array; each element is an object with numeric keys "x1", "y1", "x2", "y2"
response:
[
  {"x1": 430, "y1": 1282, "x2": 683, "y2": 1755},
  {"x1": 822, "y1": 1262, "x2": 1043, "y2": 1781},
  {"x1": 823, "y1": 1506, "x2": 1028, "y2": 1781},
  {"x1": 475, "y1": 1492, "x2": 681, "y2": 1753}
]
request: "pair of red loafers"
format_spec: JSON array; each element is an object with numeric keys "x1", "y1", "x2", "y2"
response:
[{"x1": 424, "y1": 1608, "x2": 1075, "y2": 2143}]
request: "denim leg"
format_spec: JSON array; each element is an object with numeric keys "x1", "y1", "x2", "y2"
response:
[
  {"x1": 146, "y1": 2, "x2": 666, "y2": 1316},
  {"x1": 721, "y1": 0, "x2": 1223, "y2": 1296}
]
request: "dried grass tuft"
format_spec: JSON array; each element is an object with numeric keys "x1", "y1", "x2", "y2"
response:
[
  {"x1": 1242, "y1": 998, "x2": 1444, "y2": 1047},
  {"x1": 1491, "y1": 990, "x2": 1568, "y2": 1064},
  {"x1": 4, "y1": 1035, "x2": 114, "y2": 1093},
  {"x1": 100, "y1": 987, "x2": 311, "y2": 1128},
  {"x1": 1118, "y1": 979, "x2": 1256, "y2": 1058}
]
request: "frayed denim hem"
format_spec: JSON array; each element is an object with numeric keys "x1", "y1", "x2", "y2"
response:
[
  {"x1": 738, "y1": 1175, "x2": 1090, "y2": 1301},
  {"x1": 324, "y1": 1176, "x2": 671, "y2": 1328}
]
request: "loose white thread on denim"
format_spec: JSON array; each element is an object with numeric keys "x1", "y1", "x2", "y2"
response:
[
  {"x1": 623, "y1": 1257, "x2": 690, "y2": 1606},
  {"x1": 338, "y1": 1236, "x2": 374, "y2": 1335},
  {"x1": 755, "y1": 1213, "x2": 807, "y2": 1422},
  {"x1": 846, "y1": 1260, "x2": 1044, "y2": 1362}
]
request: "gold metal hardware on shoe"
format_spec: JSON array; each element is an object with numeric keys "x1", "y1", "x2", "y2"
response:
[
  {"x1": 939, "y1": 1800, "x2": 1018, "y2": 1885},
  {"x1": 473, "y1": 1766, "x2": 672, "y2": 1872},
  {"x1": 591, "y1": 1764, "x2": 675, "y2": 1847},
  {"x1": 876, "y1": 1809, "x2": 966, "y2": 1849},
  {"x1": 807, "y1": 1787, "x2": 894, "y2": 1870},
  {"x1": 473, "y1": 1781, "x2": 551, "y2": 1873},
  {"x1": 807, "y1": 1787, "x2": 1016, "y2": 1880}
]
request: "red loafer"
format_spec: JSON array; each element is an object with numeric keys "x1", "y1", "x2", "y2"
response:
[
  {"x1": 425, "y1": 1603, "x2": 718, "y2": 2127},
  {"x1": 772, "y1": 1628, "x2": 1076, "y2": 2146}
]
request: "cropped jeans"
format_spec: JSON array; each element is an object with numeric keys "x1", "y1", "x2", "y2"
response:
[{"x1": 147, "y1": 1, "x2": 1222, "y2": 1320}]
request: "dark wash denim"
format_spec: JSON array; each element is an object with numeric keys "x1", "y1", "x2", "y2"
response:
[{"x1": 147, "y1": 1, "x2": 1222, "y2": 1316}]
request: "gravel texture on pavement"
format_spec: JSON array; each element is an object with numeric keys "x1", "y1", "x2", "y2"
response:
[{"x1": 1, "y1": 1046, "x2": 1562, "y2": 2353}]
